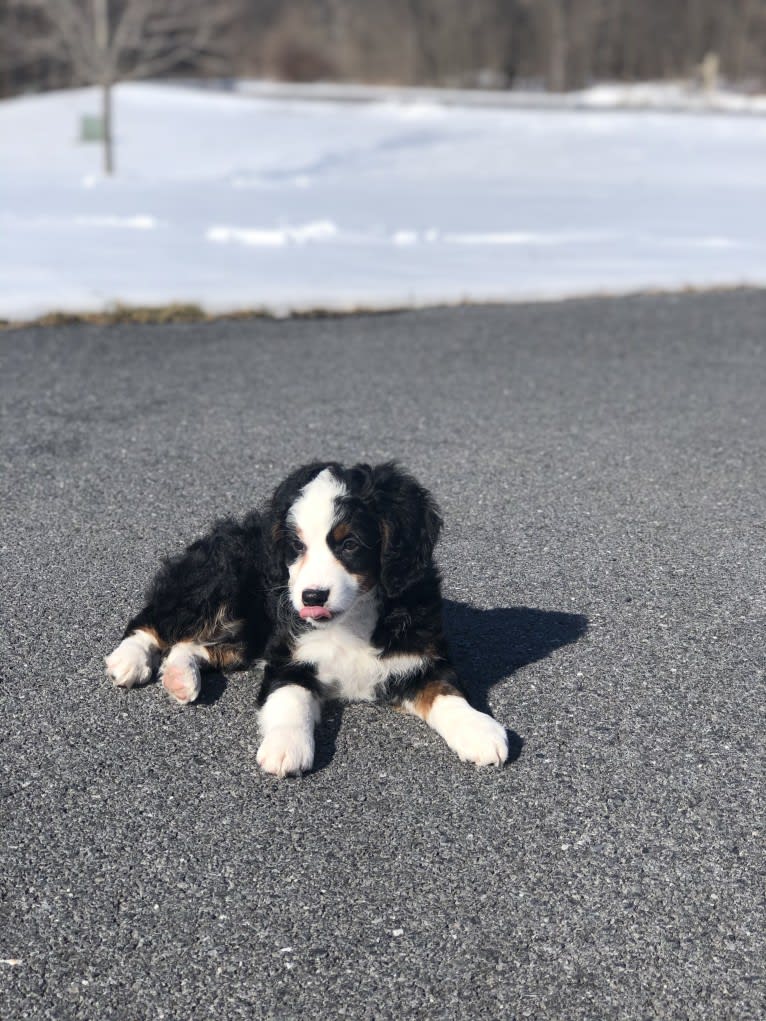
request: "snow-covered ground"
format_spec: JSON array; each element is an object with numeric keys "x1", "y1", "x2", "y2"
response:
[{"x1": 2, "y1": 82, "x2": 766, "y2": 319}]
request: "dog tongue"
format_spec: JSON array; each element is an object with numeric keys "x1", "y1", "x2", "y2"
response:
[{"x1": 300, "y1": 606, "x2": 332, "y2": 620}]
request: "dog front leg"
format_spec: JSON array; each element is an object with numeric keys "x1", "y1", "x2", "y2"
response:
[
  {"x1": 256, "y1": 668, "x2": 321, "y2": 777},
  {"x1": 403, "y1": 677, "x2": 508, "y2": 767}
]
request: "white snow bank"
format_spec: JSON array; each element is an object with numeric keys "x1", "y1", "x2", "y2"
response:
[
  {"x1": 1, "y1": 82, "x2": 765, "y2": 319},
  {"x1": 236, "y1": 78, "x2": 766, "y2": 115}
]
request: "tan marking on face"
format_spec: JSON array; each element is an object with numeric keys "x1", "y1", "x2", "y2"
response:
[
  {"x1": 412, "y1": 680, "x2": 463, "y2": 720},
  {"x1": 352, "y1": 570, "x2": 376, "y2": 593},
  {"x1": 332, "y1": 521, "x2": 351, "y2": 543}
]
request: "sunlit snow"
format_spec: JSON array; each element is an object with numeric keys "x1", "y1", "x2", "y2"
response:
[{"x1": 2, "y1": 82, "x2": 765, "y2": 318}]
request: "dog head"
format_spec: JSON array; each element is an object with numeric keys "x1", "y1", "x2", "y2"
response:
[{"x1": 267, "y1": 461, "x2": 442, "y2": 625}]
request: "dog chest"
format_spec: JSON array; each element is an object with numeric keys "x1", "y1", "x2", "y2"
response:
[{"x1": 292, "y1": 626, "x2": 424, "y2": 702}]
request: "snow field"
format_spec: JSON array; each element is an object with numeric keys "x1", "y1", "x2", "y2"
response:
[{"x1": 2, "y1": 82, "x2": 765, "y2": 318}]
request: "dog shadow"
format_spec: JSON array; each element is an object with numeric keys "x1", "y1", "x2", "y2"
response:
[
  {"x1": 196, "y1": 670, "x2": 228, "y2": 706},
  {"x1": 443, "y1": 601, "x2": 589, "y2": 708},
  {"x1": 313, "y1": 701, "x2": 344, "y2": 773},
  {"x1": 442, "y1": 601, "x2": 588, "y2": 762}
]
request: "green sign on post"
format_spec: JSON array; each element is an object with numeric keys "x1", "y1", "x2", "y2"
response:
[{"x1": 80, "y1": 114, "x2": 105, "y2": 142}]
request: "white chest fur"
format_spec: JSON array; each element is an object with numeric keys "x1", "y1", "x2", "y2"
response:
[{"x1": 291, "y1": 592, "x2": 425, "y2": 701}]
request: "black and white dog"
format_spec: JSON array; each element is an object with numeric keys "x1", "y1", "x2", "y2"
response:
[{"x1": 105, "y1": 462, "x2": 508, "y2": 776}]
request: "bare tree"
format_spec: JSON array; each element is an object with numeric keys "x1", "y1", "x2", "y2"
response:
[{"x1": 8, "y1": 0, "x2": 242, "y2": 173}]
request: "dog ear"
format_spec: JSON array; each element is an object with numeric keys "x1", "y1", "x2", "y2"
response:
[{"x1": 367, "y1": 462, "x2": 442, "y2": 598}]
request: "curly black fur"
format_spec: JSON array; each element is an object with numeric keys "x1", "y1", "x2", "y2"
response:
[{"x1": 118, "y1": 461, "x2": 460, "y2": 707}]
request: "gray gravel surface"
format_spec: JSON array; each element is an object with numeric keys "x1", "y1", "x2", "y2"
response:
[{"x1": 1, "y1": 291, "x2": 764, "y2": 1020}]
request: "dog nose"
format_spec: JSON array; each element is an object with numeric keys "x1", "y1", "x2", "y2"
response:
[{"x1": 302, "y1": 588, "x2": 330, "y2": 607}]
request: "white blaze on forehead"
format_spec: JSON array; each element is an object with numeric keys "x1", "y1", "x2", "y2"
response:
[
  {"x1": 287, "y1": 468, "x2": 355, "y2": 613},
  {"x1": 288, "y1": 468, "x2": 347, "y2": 548}
]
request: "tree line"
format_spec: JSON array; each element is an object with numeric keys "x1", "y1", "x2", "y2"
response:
[{"x1": 3, "y1": 0, "x2": 766, "y2": 99}]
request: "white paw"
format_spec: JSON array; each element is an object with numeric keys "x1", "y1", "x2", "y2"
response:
[
  {"x1": 105, "y1": 634, "x2": 157, "y2": 688},
  {"x1": 256, "y1": 728, "x2": 314, "y2": 778},
  {"x1": 432, "y1": 698, "x2": 509, "y2": 767},
  {"x1": 160, "y1": 659, "x2": 201, "y2": 705},
  {"x1": 452, "y1": 712, "x2": 509, "y2": 766}
]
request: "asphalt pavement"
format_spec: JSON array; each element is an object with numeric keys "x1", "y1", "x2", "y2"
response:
[{"x1": 1, "y1": 291, "x2": 764, "y2": 1020}]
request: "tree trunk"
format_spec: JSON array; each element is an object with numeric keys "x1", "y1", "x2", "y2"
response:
[
  {"x1": 93, "y1": 0, "x2": 113, "y2": 175},
  {"x1": 101, "y1": 78, "x2": 113, "y2": 175},
  {"x1": 547, "y1": 0, "x2": 567, "y2": 91}
]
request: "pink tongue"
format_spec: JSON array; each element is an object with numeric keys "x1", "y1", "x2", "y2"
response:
[{"x1": 300, "y1": 605, "x2": 332, "y2": 620}]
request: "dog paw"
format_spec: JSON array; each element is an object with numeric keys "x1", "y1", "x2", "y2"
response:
[
  {"x1": 435, "y1": 702, "x2": 509, "y2": 767},
  {"x1": 105, "y1": 634, "x2": 157, "y2": 688},
  {"x1": 256, "y1": 729, "x2": 314, "y2": 778},
  {"x1": 160, "y1": 660, "x2": 201, "y2": 705},
  {"x1": 452, "y1": 710, "x2": 509, "y2": 766}
]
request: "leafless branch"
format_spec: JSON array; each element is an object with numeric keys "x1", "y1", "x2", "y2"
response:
[
  {"x1": 8, "y1": 0, "x2": 243, "y2": 84},
  {"x1": 8, "y1": 0, "x2": 98, "y2": 78}
]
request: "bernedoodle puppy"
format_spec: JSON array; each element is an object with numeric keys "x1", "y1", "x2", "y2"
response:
[{"x1": 106, "y1": 462, "x2": 509, "y2": 776}]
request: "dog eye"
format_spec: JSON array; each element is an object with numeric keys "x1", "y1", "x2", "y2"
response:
[
  {"x1": 289, "y1": 537, "x2": 306, "y2": 556},
  {"x1": 341, "y1": 537, "x2": 359, "y2": 553}
]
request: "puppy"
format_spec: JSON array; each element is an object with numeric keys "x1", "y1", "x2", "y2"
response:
[{"x1": 105, "y1": 462, "x2": 509, "y2": 776}]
